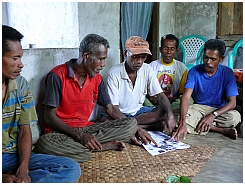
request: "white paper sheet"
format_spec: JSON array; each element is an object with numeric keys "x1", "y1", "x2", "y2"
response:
[{"x1": 142, "y1": 131, "x2": 190, "y2": 156}]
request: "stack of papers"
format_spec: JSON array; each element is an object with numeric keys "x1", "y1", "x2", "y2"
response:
[{"x1": 142, "y1": 131, "x2": 190, "y2": 156}]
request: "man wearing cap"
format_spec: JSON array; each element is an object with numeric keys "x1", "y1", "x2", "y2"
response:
[{"x1": 101, "y1": 36, "x2": 177, "y2": 145}]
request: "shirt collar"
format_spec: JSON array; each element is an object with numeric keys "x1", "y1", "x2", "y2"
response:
[
  {"x1": 161, "y1": 58, "x2": 174, "y2": 66},
  {"x1": 7, "y1": 79, "x2": 17, "y2": 92},
  {"x1": 120, "y1": 61, "x2": 129, "y2": 79},
  {"x1": 66, "y1": 59, "x2": 77, "y2": 78},
  {"x1": 120, "y1": 60, "x2": 141, "y2": 79},
  {"x1": 66, "y1": 58, "x2": 92, "y2": 82}
]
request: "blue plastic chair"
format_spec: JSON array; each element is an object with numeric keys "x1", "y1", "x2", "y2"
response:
[
  {"x1": 228, "y1": 38, "x2": 243, "y2": 69},
  {"x1": 179, "y1": 34, "x2": 207, "y2": 70}
]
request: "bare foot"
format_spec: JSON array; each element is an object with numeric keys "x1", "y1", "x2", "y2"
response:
[
  {"x1": 223, "y1": 127, "x2": 238, "y2": 140},
  {"x1": 210, "y1": 126, "x2": 238, "y2": 140},
  {"x1": 96, "y1": 140, "x2": 126, "y2": 151}
]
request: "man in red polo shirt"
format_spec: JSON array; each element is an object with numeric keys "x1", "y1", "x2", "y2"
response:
[{"x1": 34, "y1": 34, "x2": 157, "y2": 162}]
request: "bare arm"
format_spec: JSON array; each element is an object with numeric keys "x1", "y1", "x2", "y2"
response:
[
  {"x1": 179, "y1": 88, "x2": 192, "y2": 124},
  {"x1": 213, "y1": 96, "x2": 236, "y2": 115},
  {"x1": 170, "y1": 88, "x2": 192, "y2": 141},
  {"x1": 156, "y1": 92, "x2": 177, "y2": 134},
  {"x1": 103, "y1": 104, "x2": 126, "y2": 119},
  {"x1": 156, "y1": 92, "x2": 173, "y2": 115},
  {"x1": 44, "y1": 105, "x2": 102, "y2": 150},
  {"x1": 147, "y1": 91, "x2": 181, "y2": 105},
  {"x1": 195, "y1": 96, "x2": 237, "y2": 134},
  {"x1": 15, "y1": 125, "x2": 32, "y2": 183}
]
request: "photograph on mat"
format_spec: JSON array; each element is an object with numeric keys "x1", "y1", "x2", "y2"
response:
[{"x1": 143, "y1": 131, "x2": 190, "y2": 156}]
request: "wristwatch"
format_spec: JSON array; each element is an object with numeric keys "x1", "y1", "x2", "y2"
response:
[{"x1": 212, "y1": 111, "x2": 218, "y2": 117}]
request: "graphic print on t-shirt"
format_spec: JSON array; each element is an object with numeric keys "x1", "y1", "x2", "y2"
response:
[{"x1": 157, "y1": 63, "x2": 175, "y2": 98}]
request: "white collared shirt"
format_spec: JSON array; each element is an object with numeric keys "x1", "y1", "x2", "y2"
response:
[{"x1": 107, "y1": 61, "x2": 162, "y2": 115}]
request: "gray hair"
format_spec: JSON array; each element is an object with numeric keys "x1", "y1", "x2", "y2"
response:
[{"x1": 79, "y1": 34, "x2": 110, "y2": 56}]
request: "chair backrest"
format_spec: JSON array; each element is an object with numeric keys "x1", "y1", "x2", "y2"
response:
[
  {"x1": 179, "y1": 34, "x2": 207, "y2": 70},
  {"x1": 228, "y1": 38, "x2": 243, "y2": 69}
]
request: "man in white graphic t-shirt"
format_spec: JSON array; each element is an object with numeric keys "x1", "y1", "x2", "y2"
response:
[{"x1": 150, "y1": 34, "x2": 188, "y2": 103}]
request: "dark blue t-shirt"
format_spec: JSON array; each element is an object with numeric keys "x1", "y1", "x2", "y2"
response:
[{"x1": 185, "y1": 64, "x2": 238, "y2": 108}]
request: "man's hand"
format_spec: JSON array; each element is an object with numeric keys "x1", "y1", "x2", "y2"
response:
[
  {"x1": 2, "y1": 174, "x2": 27, "y2": 183},
  {"x1": 15, "y1": 171, "x2": 31, "y2": 183},
  {"x1": 77, "y1": 131, "x2": 102, "y2": 151},
  {"x1": 195, "y1": 113, "x2": 214, "y2": 134},
  {"x1": 135, "y1": 127, "x2": 158, "y2": 146},
  {"x1": 169, "y1": 122, "x2": 188, "y2": 142},
  {"x1": 165, "y1": 113, "x2": 177, "y2": 135}
]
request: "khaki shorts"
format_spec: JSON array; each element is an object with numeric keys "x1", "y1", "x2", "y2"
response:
[{"x1": 173, "y1": 104, "x2": 241, "y2": 135}]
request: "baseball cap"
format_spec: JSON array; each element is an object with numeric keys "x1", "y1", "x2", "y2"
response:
[{"x1": 125, "y1": 36, "x2": 152, "y2": 55}]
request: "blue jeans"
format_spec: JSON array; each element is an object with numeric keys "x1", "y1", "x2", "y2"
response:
[
  {"x1": 100, "y1": 106, "x2": 157, "y2": 121},
  {"x1": 2, "y1": 152, "x2": 81, "y2": 183},
  {"x1": 123, "y1": 106, "x2": 157, "y2": 117}
]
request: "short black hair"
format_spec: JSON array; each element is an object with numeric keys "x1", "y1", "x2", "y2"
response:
[
  {"x1": 79, "y1": 34, "x2": 110, "y2": 56},
  {"x1": 204, "y1": 39, "x2": 226, "y2": 57},
  {"x1": 160, "y1": 34, "x2": 179, "y2": 49},
  {"x1": 2, "y1": 25, "x2": 24, "y2": 56}
]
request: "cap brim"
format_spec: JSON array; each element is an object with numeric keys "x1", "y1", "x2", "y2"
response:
[{"x1": 129, "y1": 48, "x2": 152, "y2": 55}]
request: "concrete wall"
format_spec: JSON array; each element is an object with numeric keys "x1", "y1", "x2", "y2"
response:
[
  {"x1": 156, "y1": 2, "x2": 217, "y2": 60},
  {"x1": 22, "y1": 49, "x2": 79, "y2": 105},
  {"x1": 78, "y1": 2, "x2": 120, "y2": 79},
  {"x1": 175, "y1": 2, "x2": 217, "y2": 39},
  {"x1": 159, "y1": 3, "x2": 175, "y2": 36},
  {"x1": 157, "y1": 3, "x2": 176, "y2": 58},
  {"x1": 77, "y1": 2, "x2": 121, "y2": 119}
]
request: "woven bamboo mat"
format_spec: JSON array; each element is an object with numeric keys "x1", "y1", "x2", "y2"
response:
[{"x1": 78, "y1": 143, "x2": 218, "y2": 183}]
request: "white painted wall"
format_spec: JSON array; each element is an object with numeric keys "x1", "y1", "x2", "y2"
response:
[{"x1": 5, "y1": 2, "x2": 79, "y2": 49}]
